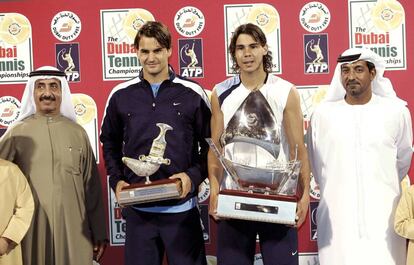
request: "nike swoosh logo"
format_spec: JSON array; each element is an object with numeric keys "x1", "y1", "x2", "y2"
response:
[
  {"x1": 173, "y1": 102, "x2": 181, "y2": 106},
  {"x1": 291, "y1": 250, "x2": 298, "y2": 256}
]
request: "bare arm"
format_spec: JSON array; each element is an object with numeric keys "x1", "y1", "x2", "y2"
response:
[
  {"x1": 283, "y1": 87, "x2": 311, "y2": 227},
  {"x1": 207, "y1": 89, "x2": 224, "y2": 219}
]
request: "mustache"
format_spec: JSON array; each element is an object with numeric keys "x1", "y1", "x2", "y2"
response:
[
  {"x1": 39, "y1": 95, "x2": 56, "y2": 101},
  {"x1": 346, "y1": 80, "x2": 360, "y2": 86}
]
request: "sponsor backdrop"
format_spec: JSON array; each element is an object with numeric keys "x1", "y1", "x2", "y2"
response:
[{"x1": 0, "y1": 0, "x2": 413, "y2": 264}]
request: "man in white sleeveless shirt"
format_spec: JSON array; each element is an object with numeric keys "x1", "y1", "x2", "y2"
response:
[{"x1": 208, "y1": 23, "x2": 310, "y2": 265}]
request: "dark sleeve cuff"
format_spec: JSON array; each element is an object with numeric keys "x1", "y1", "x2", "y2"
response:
[
  {"x1": 109, "y1": 175, "x2": 123, "y2": 191},
  {"x1": 186, "y1": 166, "x2": 205, "y2": 192}
]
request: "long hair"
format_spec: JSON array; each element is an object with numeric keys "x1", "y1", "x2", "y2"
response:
[
  {"x1": 133, "y1": 21, "x2": 171, "y2": 50},
  {"x1": 229, "y1": 23, "x2": 273, "y2": 73}
]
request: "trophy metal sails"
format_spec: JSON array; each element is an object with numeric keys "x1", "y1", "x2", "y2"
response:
[
  {"x1": 208, "y1": 91, "x2": 301, "y2": 225},
  {"x1": 118, "y1": 123, "x2": 182, "y2": 205}
]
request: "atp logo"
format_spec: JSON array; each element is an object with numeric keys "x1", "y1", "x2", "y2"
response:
[
  {"x1": 198, "y1": 204, "x2": 210, "y2": 243},
  {"x1": 309, "y1": 201, "x2": 319, "y2": 241},
  {"x1": 178, "y1": 38, "x2": 204, "y2": 78},
  {"x1": 304, "y1": 34, "x2": 329, "y2": 74},
  {"x1": 56, "y1": 43, "x2": 81, "y2": 82}
]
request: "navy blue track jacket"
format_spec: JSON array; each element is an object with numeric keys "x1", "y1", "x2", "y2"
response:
[{"x1": 100, "y1": 68, "x2": 211, "y2": 207}]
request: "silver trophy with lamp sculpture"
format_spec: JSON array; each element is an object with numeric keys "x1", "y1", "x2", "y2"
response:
[{"x1": 118, "y1": 123, "x2": 182, "y2": 205}]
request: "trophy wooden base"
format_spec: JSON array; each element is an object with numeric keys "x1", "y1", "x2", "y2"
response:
[
  {"x1": 118, "y1": 179, "x2": 182, "y2": 205},
  {"x1": 216, "y1": 189, "x2": 298, "y2": 225}
]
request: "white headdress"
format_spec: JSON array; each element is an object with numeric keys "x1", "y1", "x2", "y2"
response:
[
  {"x1": 324, "y1": 47, "x2": 406, "y2": 105},
  {"x1": 17, "y1": 66, "x2": 77, "y2": 122}
]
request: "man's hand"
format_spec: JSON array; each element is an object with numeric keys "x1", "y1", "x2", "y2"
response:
[
  {"x1": 0, "y1": 237, "x2": 15, "y2": 256},
  {"x1": 93, "y1": 239, "x2": 108, "y2": 262},
  {"x1": 115, "y1": 180, "x2": 130, "y2": 207},
  {"x1": 0, "y1": 237, "x2": 9, "y2": 256},
  {"x1": 208, "y1": 187, "x2": 219, "y2": 221},
  {"x1": 296, "y1": 193, "x2": 310, "y2": 228},
  {"x1": 170, "y1": 173, "x2": 192, "y2": 198}
]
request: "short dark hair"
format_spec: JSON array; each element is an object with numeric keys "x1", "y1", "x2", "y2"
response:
[
  {"x1": 229, "y1": 23, "x2": 273, "y2": 73},
  {"x1": 133, "y1": 21, "x2": 171, "y2": 50}
]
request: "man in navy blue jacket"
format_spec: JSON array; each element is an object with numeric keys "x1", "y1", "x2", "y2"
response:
[{"x1": 100, "y1": 21, "x2": 211, "y2": 265}]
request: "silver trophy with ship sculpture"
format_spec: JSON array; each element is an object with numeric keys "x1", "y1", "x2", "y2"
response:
[
  {"x1": 118, "y1": 123, "x2": 182, "y2": 205},
  {"x1": 207, "y1": 91, "x2": 301, "y2": 225}
]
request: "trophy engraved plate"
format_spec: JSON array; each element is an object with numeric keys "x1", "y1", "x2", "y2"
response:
[
  {"x1": 216, "y1": 191, "x2": 298, "y2": 225},
  {"x1": 235, "y1": 202, "x2": 278, "y2": 214},
  {"x1": 208, "y1": 91, "x2": 301, "y2": 225},
  {"x1": 118, "y1": 123, "x2": 182, "y2": 205},
  {"x1": 119, "y1": 179, "x2": 182, "y2": 205}
]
